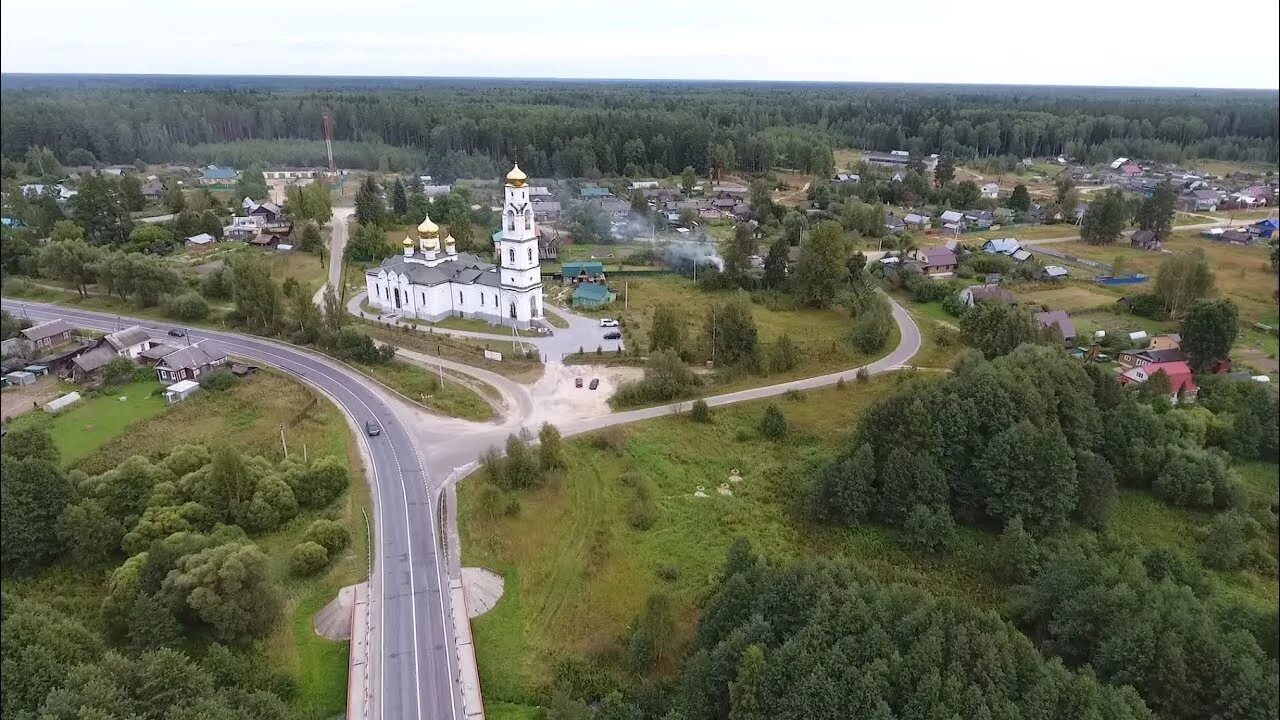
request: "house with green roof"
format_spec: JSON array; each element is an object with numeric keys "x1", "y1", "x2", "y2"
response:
[
  {"x1": 572, "y1": 281, "x2": 615, "y2": 309},
  {"x1": 561, "y1": 260, "x2": 605, "y2": 284}
]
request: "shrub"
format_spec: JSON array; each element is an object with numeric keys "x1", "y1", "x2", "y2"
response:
[
  {"x1": 102, "y1": 356, "x2": 137, "y2": 387},
  {"x1": 835, "y1": 377, "x2": 847, "y2": 390},
  {"x1": 689, "y1": 398, "x2": 711, "y2": 423},
  {"x1": 1201, "y1": 510, "x2": 1260, "y2": 571},
  {"x1": 611, "y1": 349, "x2": 702, "y2": 407},
  {"x1": 200, "y1": 368, "x2": 235, "y2": 391},
  {"x1": 166, "y1": 291, "x2": 210, "y2": 321},
  {"x1": 784, "y1": 388, "x2": 805, "y2": 402},
  {"x1": 304, "y1": 519, "x2": 350, "y2": 555},
  {"x1": 850, "y1": 303, "x2": 892, "y2": 353},
  {"x1": 758, "y1": 404, "x2": 788, "y2": 439},
  {"x1": 289, "y1": 541, "x2": 329, "y2": 576},
  {"x1": 855, "y1": 367, "x2": 870, "y2": 383}
]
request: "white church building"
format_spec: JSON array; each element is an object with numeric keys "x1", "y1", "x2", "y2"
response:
[{"x1": 364, "y1": 164, "x2": 545, "y2": 328}]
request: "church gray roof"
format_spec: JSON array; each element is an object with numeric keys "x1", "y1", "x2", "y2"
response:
[{"x1": 371, "y1": 252, "x2": 502, "y2": 289}]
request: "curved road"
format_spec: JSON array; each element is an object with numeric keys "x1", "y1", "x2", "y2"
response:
[
  {"x1": 0, "y1": 299, "x2": 459, "y2": 720},
  {"x1": 3, "y1": 290, "x2": 922, "y2": 720}
]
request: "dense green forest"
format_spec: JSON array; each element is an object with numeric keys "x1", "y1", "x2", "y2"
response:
[{"x1": 1, "y1": 77, "x2": 1276, "y2": 179}]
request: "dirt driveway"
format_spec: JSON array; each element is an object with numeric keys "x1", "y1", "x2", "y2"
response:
[{"x1": 1, "y1": 375, "x2": 62, "y2": 422}]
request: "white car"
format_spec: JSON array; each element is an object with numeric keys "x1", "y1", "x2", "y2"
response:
[{"x1": 599, "y1": 318, "x2": 619, "y2": 327}]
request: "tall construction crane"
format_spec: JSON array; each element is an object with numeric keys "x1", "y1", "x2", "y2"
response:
[{"x1": 321, "y1": 112, "x2": 336, "y2": 172}]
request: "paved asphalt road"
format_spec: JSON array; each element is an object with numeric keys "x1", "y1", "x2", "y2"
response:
[
  {"x1": 0, "y1": 299, "x2": 460, "y2": 720},
  {"x1": 4, "y1": 286, "x2": 923, "y2": 720}
]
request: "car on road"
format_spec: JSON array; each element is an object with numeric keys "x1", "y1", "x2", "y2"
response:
[
  {"x1": 365, "y1": 420, "x2": 381, "y2": 437},
  {"x1": 589, "y1": 378, "x2": 599, "y2": 390},
  {"x1": 168, "y1": 328, "x2": 185, "y2": 337},
  {"x1": 599, "y1": 318, "x2": 619, "y2": 327},
  {"x1": 575, "y1": 377, "x2": 584, "y2": 388},
  {"x1": 603, "y1": 331, "x2": 622, "y2": 340}
]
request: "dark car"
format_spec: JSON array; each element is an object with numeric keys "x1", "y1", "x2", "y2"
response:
[
  {"x1": 603, "y1": 331, "x2": 622, "y2": 340},
  {"x1": 589, "y1": 378, "x2": 600, "y2": 390},
  {"x1": 575, "y1": 377, "x2": 584, "y2": 388},
  {"x1": 365, "y1": 420, "x2": 381, "y2": 437},
  {"x1": 168, "y1": 328, "x2": 186, "y2": 337}
]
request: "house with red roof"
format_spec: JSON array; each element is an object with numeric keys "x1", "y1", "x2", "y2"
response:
[
  {"x1": 906, "y1": 246, "x2": 957, "y2": 278},
  {"x1": 1118, "y1": 360, "x2": 1199, "y2": 403}
]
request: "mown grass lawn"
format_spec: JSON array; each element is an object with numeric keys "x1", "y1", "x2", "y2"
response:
[
  {"x1": 8, "y1": 378, "x2": 168, "y2": 465},
  {"x1": 459, "y1": 376, "x2": 1005, "y2": 706}
]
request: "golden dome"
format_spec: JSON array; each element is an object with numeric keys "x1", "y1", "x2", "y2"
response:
[
  {"x1": 402, "y1": 235, "x2": 413, "y2": 246},
  {"x1": 505, "y1": 163, "x2": 527, "y2": 187},
  {"x1": 417, "y1": 213, "x2": 440, "y2": 237}
]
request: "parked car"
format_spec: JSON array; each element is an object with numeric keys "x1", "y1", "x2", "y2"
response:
[
  {"x1": 589, "y1": 378, "x2": 600, "y2": 390},
  {"x1": 599, "y1": 318, "x2": 619, "y2": 327},
  {"x1": 168, "y1": 328, "x2": 185, "y2": 337},
  {"x1": 365, "y1": 420, "x2": 381, "y2": 437},
  {"x1": 603, "y1": 331, "x2": 622, "y2": 340},
  {"x1": 575, "y1": 377, "x2": 584, "y2": 388}
]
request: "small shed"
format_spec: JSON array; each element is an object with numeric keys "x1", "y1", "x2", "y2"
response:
[
  {"x1": 22, "y1": 365, "x2": 49, "y2": 376},
  {"x1": 4, "y1": 370, "x2": 36, "y2": 386},
  {"x1": 44, "y1": 391, "x2": 82, "y2": 413},
  {"x1": 164, "y1": 379, "x2": 201, "y2": 405}
]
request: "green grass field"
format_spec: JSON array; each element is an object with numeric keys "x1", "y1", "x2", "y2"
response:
[
  {"x1": 459, "y1": 376, "x2": 1005, "y2": 706},
  {"x1": 353, "y1": 358, "x2": 494, "y2": 421},
  {"x1": 593, "y1": 275, "x2": 892, "y2": 387},
  {"x1": 7, "y1": 378, "x2": 168, "y2": 464}
]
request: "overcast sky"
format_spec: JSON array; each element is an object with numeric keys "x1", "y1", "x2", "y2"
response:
[{"x1": 3, "y1": 0, "x2": 1278, "y2": 89}]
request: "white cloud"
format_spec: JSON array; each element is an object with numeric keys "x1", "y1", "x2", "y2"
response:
[{"x1": 3, "y1": 0, "x2": 1277, "y2": 88}]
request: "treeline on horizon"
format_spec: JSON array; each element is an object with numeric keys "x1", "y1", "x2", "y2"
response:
[{"x1": 1, "y1": 79, "x2": 1277, "y2": 179}]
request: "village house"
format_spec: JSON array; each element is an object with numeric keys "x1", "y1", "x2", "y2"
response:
[
  {"x1": 538, "y1": 232, "x2": 560, "y2": 261},
  {"x1": 959, "y1": 284, "x2": 1017, "y2": 307},
  {"x1": 1130, "y1": 229, "x2": 1163, "y2": 251},
  {"x1": 939, "y1": 210, "x2": 965, "y2": 230},
  {"x1": 864, "y1": 150, "x2": 912, "y2": 168},
  {"x1": 1119, "y1": 360, "x2": 1199, "y2": 403},
  {"x1": 531, "y1": 200, "x2": 561, "y2": 222},
  {"x1": 141, "y1": 180, "x2": 165, "y2": 201},
  {"x1": 579, "y1": 186, "x2": 611, "y2": 199},
  {"x1": 964, "y1": 209, "x2": 995, "y2": 229},
  {"x1": 981, "y1": 238, "x2": 1021, "y2": 256},
  {"x1": 528, "y1": 186, "x2": 554, "y2": 199},
  {"x1": 907, "y1": 246, "x2": 957, "y2": 277},
  {"x1": 1180, "y1": 189, "x2": 1221, "y2": 212},
  {"x1": 1041, "y1": 265, "x2": 1070, "y2": 281},
  {"x1": 186, "y1": 233, "x2": 216, "y2": 249},
  {"x1": 1117, "y1": 334, "x2": 1185, "y2": 370},
  {"x1": 70, "y1": 346, "x2": 116, "y2": 383},
  {"x1": 832, "y1": 173, "x2": 860, "y2": 185},
  {"x1": 904, "y1": 212, "x2": 930, "y2": 230},
  {"x1": 198, "y1": 165, "x2": 238, "y2": 185},
  {"x1": 571, "y1": 282, "x2": 614, "y2": 310},
  {"x1": 20, "y1": 319, "x2": 74, "y2": 351},
  {"x1": 154, "y1": 342, "x2": 229, "y2": 383},
  {"x1": 1034, "y1": 310, "x2": 1076, "y2": 344},
  {"x1": 560, "y1": 260, "x2": 606, "y2": 285},
  {"x1": 101, "y1": 326, "x2": 154, "y2": 359},
  {"x1": 980, "y1": 183, "x2": 1000, "y2": 199},
  {"x1": 884, "y1": 213, "x2": 906, "y2": 234}
]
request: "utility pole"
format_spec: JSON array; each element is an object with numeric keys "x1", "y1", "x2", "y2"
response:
[
  {"x1": 278, "y1": 424, "x2": 288, "y2": 458},
  {"x1": 624, "y1": 281, "x2": 629, "y2": 311},
  {"x1": 322, "y1": 112, "x2": 336, "y2": 173},
  {"x1": 437, "y1": 346, "x2": 444, "y2": 387}
]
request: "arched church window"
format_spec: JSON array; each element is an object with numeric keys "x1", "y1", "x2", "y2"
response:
[
  {"x1": 509, "y1": 302, "x2": 517, "y2": 319},
  {"x1": 524, "y1": 210, "x2": 532, "y2": 230},
  {"x1": 508, "y1": 248, "x2": 515, "y2": 263},
  {"x1": 458, "y1": 290, "x2": 462, "y2": 303},
  {"x1": 527, "y1": 248, "x2": 533, "y2": 262},
  {"x1": 506, "y1": 211, "x2": 515, "y2": 231}
]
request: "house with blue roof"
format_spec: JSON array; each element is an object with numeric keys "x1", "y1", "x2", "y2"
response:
[
  {"x1": 579, "y1": 186, "x2": 610, "y2": 199},
  {"x1": 1250, "y1": 218, "x2": 1277, "y2": 239}
]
